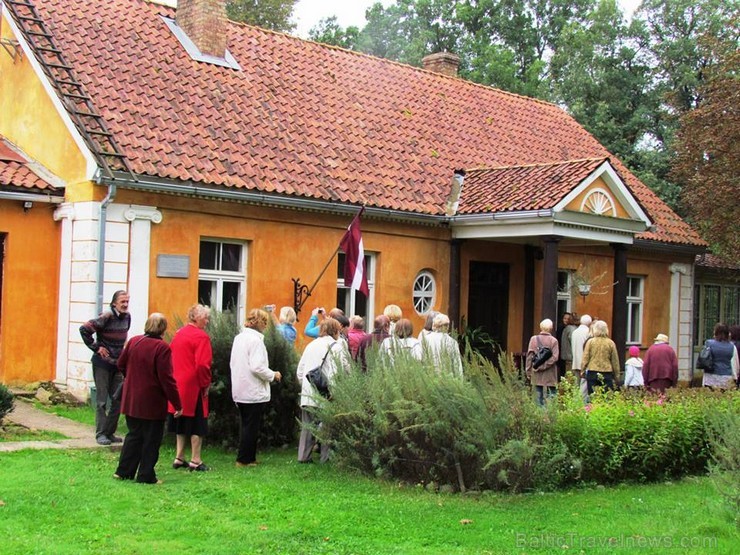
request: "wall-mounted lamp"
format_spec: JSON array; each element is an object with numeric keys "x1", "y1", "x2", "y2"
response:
[
  {"x1": 23, "y1": 201, "x2": 33, "y2": 212},
  {"x1": 577, "y1": 283, "x2": 591, "y2": 297}
]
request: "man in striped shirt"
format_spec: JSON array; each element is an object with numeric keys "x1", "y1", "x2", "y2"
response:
[{"x1": 80, "y1": 290, "x2": 131, "y2": 445}]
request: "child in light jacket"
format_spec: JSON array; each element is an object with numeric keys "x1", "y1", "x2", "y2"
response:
[{"x1": 624, "y1": 345, "x2": 644, "y2": 388}]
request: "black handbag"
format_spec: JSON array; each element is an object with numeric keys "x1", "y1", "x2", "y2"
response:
[
  {"x1": 306, "y1": 342, "x2": 336, "y2": 398},
  {"x1": 532, "y1": 336, "x2": 553, "y2": 371},
  {"x1": 696, "y1": 342, "x2": 714, "y2": 372}
]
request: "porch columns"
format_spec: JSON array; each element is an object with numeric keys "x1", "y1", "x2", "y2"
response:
[
  {"x1": 523, "y1": 245, "x2": 537, "y2": 350},
  {"x1": 449, "y1": 239, "x2": 464, "y2": 329},
  {"x1": 611, "y1": 243, "x2": 628, "y2": 370},
  {"x1": 541, "y1": 236, "x2": 561, "y2": 323}
]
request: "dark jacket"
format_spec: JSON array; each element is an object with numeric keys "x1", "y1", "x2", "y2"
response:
[
  {"x1": 80, "y1": 309, "x2": 131, "y2": 371},
  {"x1": 642, "y1": 342, "x2": 679, "y2": 385},
  {"x1": 118, "y1": 334, "x2": 181, "y2": 420},
  {"x1": 705, "y1": 339, "x2": 735, "y2": 376}
]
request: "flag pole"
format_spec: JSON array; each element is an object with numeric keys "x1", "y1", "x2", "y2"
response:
[{"x1": 292, "y1": 205, "x2": 365, "y2": 318}]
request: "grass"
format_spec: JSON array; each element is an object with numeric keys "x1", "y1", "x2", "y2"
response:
[
  {"x1": 32, "y1": 400, "x2": 96, "y2": 426},
  {"x1": 0, "y1": 423, "x2": 68, "y2": 442},
  {"x1": 1, "y1": 446, "x2": 737, "y2": 554}
]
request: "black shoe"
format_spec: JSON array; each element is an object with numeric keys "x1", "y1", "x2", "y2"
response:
[
  {"x1": 298, "y1": 459, "x2": 314, "y2": 464},
  {"x1": 188, "y1": 461, "x2": 209, "y2": 472},
  {"x1": 96, "y1": 436, "x2": 112, "y2": 446},
  {"x1": 108, "y1": 435, "x2": 123, "y2": 444},
  {"x1": 172, "y1": 457, "x2": 188, "y2": 469}
]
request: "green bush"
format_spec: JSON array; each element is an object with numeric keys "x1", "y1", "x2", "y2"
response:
[
  {"x1": 706, "y1": 408, "x2": 740, "y2": 527},
  {"x1": 317, "y1": 346, "x2": 577, "y2": 492},
  {"x1": 313, "y1": 342, "x2": 737, "y2": 493},
  {"x1": 556, "y1": 386, "x2": 739, "y2": 484},
  {"x1": 205, "y1": 311, "x2": 300, "y2": 450},
  {"x1": 0, "y1": 383, "x2": 14, "y2": 422}
]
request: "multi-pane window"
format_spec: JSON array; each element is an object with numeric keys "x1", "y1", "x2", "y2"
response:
[
  {"x1": 336, "y1": 252, "x2": 375, "y2": 325},
  {"x1": 198, "y1": 240, "x2": 246, "y2": 316},
  {"x1": 557, "y1": 270, "x2": 572, "y2": 319},
  {"x1": 413, "y1": 271, "x2": 436, "y2": 315},
  {"x1": 693, "y1": 284, "x2": 740, "y2": 345},
  {"x1": 626, "y1": 276, "x2": 644, "y2": 344}
]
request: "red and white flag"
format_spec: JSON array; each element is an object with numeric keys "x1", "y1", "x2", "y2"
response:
[{"x1": 339, "y1": 208, "x2": 369, "y2": 296}]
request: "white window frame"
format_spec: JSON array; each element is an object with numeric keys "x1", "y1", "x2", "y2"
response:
[
  {"x1": 412, "y1": 270, "x2": 436, "y2": 316},
  {"x1": 626, "y1": 275, "x2": 644, "y2": 345},
  {"x1": 557, "y1": 269, "x2": 573, "y2": 316},
  {"x1": 336, "y1": 252, "x2": 375, "y2": 323},
  {"x1": 198, "y1": 239, "x2": 247, "y2": 318}
]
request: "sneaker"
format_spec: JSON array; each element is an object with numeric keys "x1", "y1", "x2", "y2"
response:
[
  {"x1": 96, "y1": 436, "x2": 112, "y2": 446},
  {"x1": 108, "y1": 435, "x2": 123, "y2": 444}
]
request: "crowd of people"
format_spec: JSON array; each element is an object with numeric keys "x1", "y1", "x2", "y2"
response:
[
  {"x1": 80, "y1": 293, "x2": 463, "y2": 481},
  {"x1": 80, "y1": 292, "x2": 738, "y2": 482},
  {"x1": 527, "y1": 312, "x2": 740, "y2": 407}
]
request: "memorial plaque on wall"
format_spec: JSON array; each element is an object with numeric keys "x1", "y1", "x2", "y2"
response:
[{"x1": 157, "y1": 254, "x2": 190, "y2": 278}]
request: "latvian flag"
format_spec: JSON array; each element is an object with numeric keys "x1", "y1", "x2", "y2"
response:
[{"x1": 339, "y1": 208, "x2": 369, "y2": 296}]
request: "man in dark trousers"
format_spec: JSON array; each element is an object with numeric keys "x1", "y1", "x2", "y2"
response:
[{"x1": 80, "y1": 290, "x2": 131, "y2": 445}]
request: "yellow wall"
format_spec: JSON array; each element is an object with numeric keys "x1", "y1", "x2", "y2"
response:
[
  {"x1": 0, "y1": 14, "x2": 90, "y2": 193},
  {"x1": 113, "y1": 190, "x2": 452, "y2": 342},
  {"x1": 0, "y1": 201, "x2": 60, "y2": 384}
]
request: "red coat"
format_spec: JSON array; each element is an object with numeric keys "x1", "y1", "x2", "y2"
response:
[
  {"x1": 168, "y1": 324, "x2": 212, "y2": 417},
  {"x1": 118, "y1": 335, "x2": 181, "y2": 420}
]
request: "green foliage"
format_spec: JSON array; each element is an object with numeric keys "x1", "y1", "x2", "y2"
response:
[
  {"x1": 316, "y1": 346, "x2": 578, "y2": 492},
  {"x1": 0, "y1": 383, "x2": 15, "y2": 422},
  {"x1": 206, "y1": 311, "x2": 299, "y2": 450},
  {"x1": 706, "y1": 409, "x2": 740, "y2": 527},
  {"x1": 314, "y1": 344, "x2": 739, "y2": 492},
  {"x1": 557, "y1": 385, "x2": 739, "y2": 484},
  {"x1": 226, "y1": 0, "x2": 297, "y2": 33},
  {"x1": 308, "y1": 16, "x2": 360, "y2": 49}
]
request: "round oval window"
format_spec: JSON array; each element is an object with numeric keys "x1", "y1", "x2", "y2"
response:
[{"x1": 412, "y1": 271, "x2": 436, "y2": 315}]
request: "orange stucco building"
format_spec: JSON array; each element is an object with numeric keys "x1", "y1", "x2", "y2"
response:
[{"x1": 1, "y1": 0, "x2": 708, "y2": 397}]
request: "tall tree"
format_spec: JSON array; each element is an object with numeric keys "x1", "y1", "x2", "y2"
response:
[
  {"x1": 550, "y1": 0, "x2": 653, "y2": 163},
  {"x1": 226, "y1": 0, "x2": 297, "y2": 33},
  {"x1": 308, "y1": 16, "x2": 360, "y2": 50},
  {"x1": 672, "y1": 39, "x2": 740, "y2": 261}
]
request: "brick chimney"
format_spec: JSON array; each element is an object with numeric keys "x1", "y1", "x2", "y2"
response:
[
  {"x1": 422, "y1": 52, "x2": 460, "y2": 77},
  {"x1": 177, "y1": 0, "x2": 228, "y2": 58}
]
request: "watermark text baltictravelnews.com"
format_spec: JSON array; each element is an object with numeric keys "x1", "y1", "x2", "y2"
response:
[{"x1": 515, "y1": 532, "x2": 717, "y2": 550}]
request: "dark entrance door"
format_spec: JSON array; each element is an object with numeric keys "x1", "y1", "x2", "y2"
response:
[{"x1": 466, "y1": 261, "x2": 509, "y2": 360}]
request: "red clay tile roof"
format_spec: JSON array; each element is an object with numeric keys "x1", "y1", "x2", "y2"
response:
[
  {"x1": 27, "y1": 0, "x2": 704, "y2": 246},
  {"x1": 696, "y1": 253, "x2": 740, "y2": 271},
  {"x1": 0, "y1": 138, "x2": 60, "y2": 193},
  {"x1": 459, "y1": 158, "x2": 608, "y2": 214}
]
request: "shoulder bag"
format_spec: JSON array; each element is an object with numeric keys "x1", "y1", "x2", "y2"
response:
[{"x1": 306, "y1": 342, "x2": 337, "y2": 398}]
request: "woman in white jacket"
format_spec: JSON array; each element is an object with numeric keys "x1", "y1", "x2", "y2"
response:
[
  {"x1": 230, "y1": 309, "x2": 281, "y2": 467},
  {"x1": 296, "y1": 318, "x2": 348, "y2": 463}
]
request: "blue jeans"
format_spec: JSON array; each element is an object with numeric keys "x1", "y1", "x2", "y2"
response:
[{"x1": 535, "y1": 385, "x2": 557, "y2": 406}]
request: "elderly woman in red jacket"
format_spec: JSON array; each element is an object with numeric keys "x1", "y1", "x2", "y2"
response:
[
  {"x1": 115, "y1": 313, "x2": 182, "y2": 484},
  {"x1": 168, "y1": 304, "x2": 213, "y2": 472}
]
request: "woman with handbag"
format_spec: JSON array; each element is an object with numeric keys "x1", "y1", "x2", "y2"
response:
[
  {"x1": 296, "y1": 318, "x2": 348, "y2": 463},
  {"x1": 525, "y1": 319, "x2": 559, "y2": 406},
  {"x1": 702, "y1": 323, "x2": 739, "y2": 389}
]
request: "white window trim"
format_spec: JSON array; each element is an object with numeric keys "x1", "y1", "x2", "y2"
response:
[
  {"x1": 412, "y1": 270, "x2": 437, "y2": 316},
  {"x1": 198, "y1": 239, "x2": 247, "y2": 318},
  {"x1": 626, "y1": 275, "x2": 644, "y2": 345},
  {"x1": 336, "y1": 252, "x2": 376, "y2": 320}
]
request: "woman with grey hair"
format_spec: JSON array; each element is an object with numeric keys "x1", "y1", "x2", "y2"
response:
[
  {"x1": 115, "y1": 313, "x2": 182, "y2": 484},
  {"x1": 168, "y1": 304, "x2": 213, "y2": 471},
  {"x1": 422, "y1": 313, "x2": 463, "y2": 375},
  {"x1": 525, "y1": 319, "x2": 559, "y2": 406}
]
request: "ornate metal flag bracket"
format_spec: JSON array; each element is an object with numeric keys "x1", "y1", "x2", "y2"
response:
[{"x1": 293, "y1": 277, "x2": 311, "y2": 319}]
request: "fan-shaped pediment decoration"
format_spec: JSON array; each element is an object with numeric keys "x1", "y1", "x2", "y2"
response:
[{"x1": 581, "y1": 188, "x2": 616, "y2": 216}]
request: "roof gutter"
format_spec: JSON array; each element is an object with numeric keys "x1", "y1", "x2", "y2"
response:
[
  {"x1": 0, "y1": 190, "x2": 64, "y2": 203},
  {"x1": 99, "y1": 172, "x2": 450, "y2": 226}
]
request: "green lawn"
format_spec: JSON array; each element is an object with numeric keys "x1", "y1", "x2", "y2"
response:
[
  {"x1": 1, "y1": 447, "x2": 736, "y2": 554},
  {"x1": 0, "y1": 422, "x2": 67, "y2": 442},
  {"x1": 32, "y1": 400, "x2": 97, "y2": 426}
]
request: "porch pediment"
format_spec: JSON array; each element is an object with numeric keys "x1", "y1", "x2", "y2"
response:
[{"x1": 451, "y1": 158, "x2": 652, "y2": 244}]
